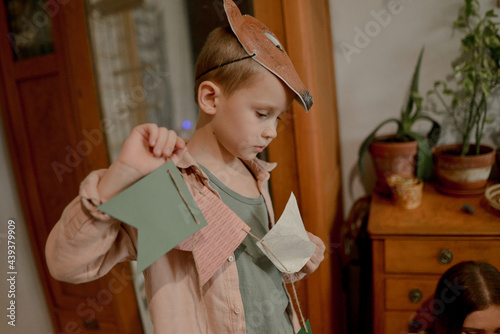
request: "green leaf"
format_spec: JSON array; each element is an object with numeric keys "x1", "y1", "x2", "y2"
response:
[
  {"x1": 462, "y1": 35, "x2": 476, "y2": 49},
  {"x1": 485, "y1": 116, "x2": 495, "y2": 123},
  {"x1": 464, "y1": 0, "x2": 475, "y2": 18},
  {"x1": 418, "y1": 116, "x2": 441, "y2": 148},
  {"x1": 408, "y1": 132, "x2": 433, "y2": 180},
  {"x1": 443, "y1": 88, "x2": 454, "y2": 95},
  {"x1": 403, "y1": 47, "x2": 425, "y2": 119},
  {"x1": 481, "y1": 81, "x2": 491, "y2": 98},
  {"x1": 478, "y1": 68, "x2": 492, "y2": 80},
  {"x1": 485, "y1": 9, "x2": 497, "y2": 18},
  {"x1": 463, "y1": 77, "x2": 474, "y2": 92},
  {"x1": 485, "y1": 35, "x2": 500, "y2": 48}
]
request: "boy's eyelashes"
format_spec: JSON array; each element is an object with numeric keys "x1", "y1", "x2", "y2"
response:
[
  {"x1": 255, "y1": 111, "x2": 283, "y2": 121},
  {"x1": 256, "y1": 111, "x2": 268, "y2": 118}
]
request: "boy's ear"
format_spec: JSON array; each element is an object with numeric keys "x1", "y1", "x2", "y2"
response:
[{"x1": 198, "y1": 81, "x2": 221, "y2": 115}]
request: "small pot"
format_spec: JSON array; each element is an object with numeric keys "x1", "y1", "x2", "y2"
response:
[
  {"x1": 369, "y1": 137, "x2": 418, "y2": 195},
  {"x1": 387, "y1": 175, "x2": 423, "y2": 209},
  {"x1": 433, "y1": 144, "x2": 495, "y2": 195}
]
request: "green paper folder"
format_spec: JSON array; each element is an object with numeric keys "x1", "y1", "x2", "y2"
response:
[
  {"x1": 298, "y1": 319, "x2": 312, "y2": 334},
  {"x1": 98, "y1": 161, "x2": 207, "y2": 272}
]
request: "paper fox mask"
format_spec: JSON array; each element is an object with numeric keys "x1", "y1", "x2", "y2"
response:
[{"x1": 223, "y1": 0, "x2": 313, "y2": 111}]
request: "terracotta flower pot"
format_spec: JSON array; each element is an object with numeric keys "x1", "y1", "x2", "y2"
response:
[
  {"x1": 369, "y1": 137, "x2": 418, "y2": 195},
  {"x1": 433, "y1": 144, "x2": 495, "y2": 196}
]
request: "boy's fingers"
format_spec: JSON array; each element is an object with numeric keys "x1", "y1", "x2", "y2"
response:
[
  {"x1": 141, "y1": 123, "x2": 158, "y2": 147},
  {"x1": 171, "y1": 147, "x2": 187, "y2": 165},
  {"x1": 307, "y1": 232, "x2": 326, "y2": 253},
  {"x1": 175, "y1": 136, "x2": 186, "y2": 149},
  {"x1": 153, "y1": 128, "x2": 169, "y2": 157},
  {"x1": 297, "y1": 232, "x2": 325, "y2": 274},
  {"x1": 163, "y1": 130, "x2": 178, "y2": 156},
  {"x1": 301, "y1": 261, "x2": 315, "y2": 274}
]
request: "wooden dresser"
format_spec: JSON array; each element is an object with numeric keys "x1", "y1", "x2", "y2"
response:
[{"x1": 367, "y1": 183, "x2": 500, "y2": 334}]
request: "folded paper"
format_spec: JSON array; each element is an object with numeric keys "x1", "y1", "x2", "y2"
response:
[
  {"x1": 98, "y1": 161, "x2": 208, "y2": 272},
  {"x1": 177, "y1": 189, "x2": 249, "y2": 285},
  {"x1": 256, "y1": 192, "x2": 316, "y2": 273}
]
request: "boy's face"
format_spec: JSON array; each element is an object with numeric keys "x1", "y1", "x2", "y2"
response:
[{"x1": 212, "y1": 70, "x2": 294, "y2": 161}]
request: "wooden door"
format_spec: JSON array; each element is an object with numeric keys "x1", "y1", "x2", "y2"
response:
[
  {"x1": 255, "y1": 1, "x2": 344, "y2": 333},
  {"x1": 0, "y1": 1, "x2": 143, "y2": 333}
]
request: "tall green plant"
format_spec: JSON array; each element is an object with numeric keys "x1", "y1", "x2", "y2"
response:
[
  {"x1": 358, "y1": 48, "x2": 441, "y2": 180},
  {"x1": 428, "y1": 0, "x2": 500, "y2": 155}
]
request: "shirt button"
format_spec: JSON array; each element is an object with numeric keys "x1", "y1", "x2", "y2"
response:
[
  {"x1": 228, "y1": 255, "x2": 234, "y2": 262},
  {"x1": 234, "y1": 307, "x2": 241, "y2": 314}
]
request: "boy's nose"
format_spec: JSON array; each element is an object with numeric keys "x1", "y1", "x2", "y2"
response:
[{"x1": 262, "y1": 124, "x2": 277, "y2": 140}]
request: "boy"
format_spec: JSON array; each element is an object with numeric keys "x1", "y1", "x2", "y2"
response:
[{"x1": 46, "y1": 1, "x2": 325, "y2": 333}]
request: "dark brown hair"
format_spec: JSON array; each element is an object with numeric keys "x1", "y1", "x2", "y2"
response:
[{"x1": 433, "y1": 261, "x2": 500, "y2": 334}]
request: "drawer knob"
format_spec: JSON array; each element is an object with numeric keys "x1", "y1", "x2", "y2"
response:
[
  {"x1": 438, "y1": 249, "x2": 454, "y2": 264},
  {"x1": 409, "y1": 288, "x2": 423, "y2": 303}
]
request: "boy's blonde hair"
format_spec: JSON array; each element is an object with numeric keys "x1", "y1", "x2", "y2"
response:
[{"x1": 194, "y1": 25, "x2": 264, "y2": 103}]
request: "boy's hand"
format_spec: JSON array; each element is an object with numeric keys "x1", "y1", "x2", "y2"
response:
[
  {"x1": 299, "y1": 232, "x2": 326, "y2": 274},
  {"x1": 116, "y1": 123, "x2": 186, "y2": 176},
  {"x1": 98, "y1": 124, "x2": 186, "y2": 202}
]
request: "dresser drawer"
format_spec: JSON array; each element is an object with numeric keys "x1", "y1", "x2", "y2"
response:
[
  {"x1": 385, "y1": 276, "x2": 438, "y2": 311},
  {"x1": 385, "y1": 239, "x2": 500, "y2": 274}
]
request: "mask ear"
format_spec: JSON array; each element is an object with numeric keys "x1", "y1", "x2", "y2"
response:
[
  {"x1": 224, "y1": 0, "x2": 313, "y2": 111},
  {"x1": 197, "y1": 81, "x2": 221, "y2": 115}
]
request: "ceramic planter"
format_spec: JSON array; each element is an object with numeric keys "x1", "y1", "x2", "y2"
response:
[
  {"x1": 369, "y1": 137, "x2": 418, "y2": 195},
  {"x1": 433, "y1": 144, "x2": 495, "y2": 195}
]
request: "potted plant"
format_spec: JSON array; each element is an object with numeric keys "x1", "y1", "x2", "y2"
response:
[
  {"x1": 358, "y1": 48, "x2": 441, "y2": 195},
  {"x1": 428, "y1": 0, "x2": 499, "y2": 195}
]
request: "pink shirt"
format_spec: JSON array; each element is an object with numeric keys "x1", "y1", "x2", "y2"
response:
[{"x1": 45, "y1": 152, "x2": 305, "y2": 333}]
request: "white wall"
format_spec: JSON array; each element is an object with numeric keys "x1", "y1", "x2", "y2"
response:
[
  {"x1": 0, "y1": 118, "x2": 53, "y2": 332},
  {"x1": 329, "y1": 0, "x2": 499, "y2": 215}
]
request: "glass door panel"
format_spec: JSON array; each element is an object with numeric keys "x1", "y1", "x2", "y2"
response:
[{"x1": 4, "y1": 0, "x2": 55, "y2": 60}]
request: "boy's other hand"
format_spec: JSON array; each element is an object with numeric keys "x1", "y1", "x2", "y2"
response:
[
  {"x1": 299, "y1": 232, "x2": 326, "y2": 275},
  {"x1": 98, "y1": 124, "x2": 186, "y2": 202}
]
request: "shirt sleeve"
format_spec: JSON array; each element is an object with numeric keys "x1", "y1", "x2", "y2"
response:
[{"x1": 45, "y1": 169, "x2": 137, "y2": 284}]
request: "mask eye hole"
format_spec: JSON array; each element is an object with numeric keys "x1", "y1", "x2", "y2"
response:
[{"x1": 264, "y1": 32, "x2": 284, "y2": 52}]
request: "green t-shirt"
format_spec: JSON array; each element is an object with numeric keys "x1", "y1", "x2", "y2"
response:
[{"x1": 199, "y1": 164, "x2": 294, "y2": 334}]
